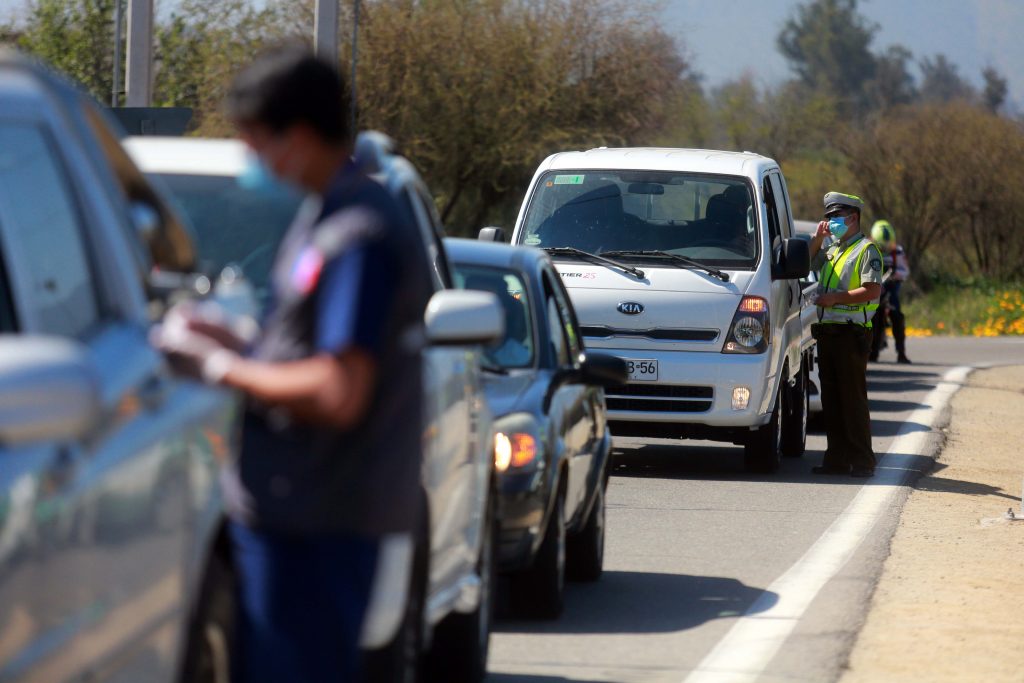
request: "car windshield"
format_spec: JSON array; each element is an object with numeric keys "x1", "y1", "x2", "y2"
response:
[
  {"x1": 453, "y1": 264, "x2": 535, "y2": 369},
  {"x1": 156, "y1": 173, "x2": 303, "y2": 309},
  {"x1": 519, "y1": 170, "x2": 758, "y2": 268}
]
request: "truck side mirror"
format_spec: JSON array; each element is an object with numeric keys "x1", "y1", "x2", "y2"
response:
[{"x1": 774, "y1": 237, "x2": 810, "y2": 280}]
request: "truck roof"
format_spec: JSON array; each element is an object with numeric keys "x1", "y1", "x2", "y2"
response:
[{"x1": 538, "y1": 147, "x2": 777, "y2": 178}]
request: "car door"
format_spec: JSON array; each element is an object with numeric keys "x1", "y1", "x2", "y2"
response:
[
  {"x1": 0, "y1": 114, "x2": 228, "y2": 683},
  {"x1": 770, "y1": 172, "x2": 804, "y2": 374},
  {"x1": 541, "y1": 269, "x2": 591, "y2": 522}
]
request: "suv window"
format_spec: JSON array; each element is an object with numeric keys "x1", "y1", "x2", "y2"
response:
[
  {"x1": 520, "y1": 170, "x2": 757, "y2": 268},
  {"x1": 0, "y1": 123, "x2": 101, "y2": 337},
  {"x1": 404, "y1": 188, "x2": 451, "y2": 291},
  {"x1": 452, "y1": 264, "x2": 534, "y2": 368},
  {"x1": 542, "y1": 272, "x2": 572, "y2": 367}
]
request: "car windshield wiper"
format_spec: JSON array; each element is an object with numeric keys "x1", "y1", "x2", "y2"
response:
[
  {"x1": 542, "y1": 247, "x2": 645, "y2": 279},
  {"x1": 602, "y1": 250, "x2": 729, "y2": 282}
]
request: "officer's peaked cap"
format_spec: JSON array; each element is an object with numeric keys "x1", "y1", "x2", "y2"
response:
[{"x1": 823, "y1": 191, "x2": 864, "y2": 214}]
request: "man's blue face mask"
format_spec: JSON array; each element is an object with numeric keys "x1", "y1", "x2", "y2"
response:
[
  {"x1": 238, "y1": 156, "x2": 284, "y2": 193},
  {"x1": 828, "y1": 216, "x2": 849, "y2": 239}
]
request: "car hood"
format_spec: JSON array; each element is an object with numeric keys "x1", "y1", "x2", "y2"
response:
[
  {"x1": 553, "y1": 261, "x2": 754, "y2": 353},
  {"x1": 482, "y1": 370, "x2": 541, "y2": 418}
]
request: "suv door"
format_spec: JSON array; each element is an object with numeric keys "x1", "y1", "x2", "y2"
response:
[
  {"x1": 404, "y1": 185, "x2": 485, "y2": 597},
  {"x1": 0, "y1": 116, "x2": 229, "y2": 683},
  {"x1": 762, "y1": 174, "x2": 791, "y2": 388},
  {"x1": 768, "y1": 172, "x2": 803, "y2": 376}
]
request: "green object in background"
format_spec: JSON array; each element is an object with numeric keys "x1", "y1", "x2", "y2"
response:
[{"x1": 553, "y1": 174, "x2": 585, "y2": 185}]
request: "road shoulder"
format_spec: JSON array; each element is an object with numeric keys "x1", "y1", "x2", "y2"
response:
[{"x1": 841, "y1": 365, "x2": 1024, "y2": 683}]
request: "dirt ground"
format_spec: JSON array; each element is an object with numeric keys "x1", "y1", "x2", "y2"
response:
[{"x1": 841, "y1": 365, "x2": 1024, "y2": 683}]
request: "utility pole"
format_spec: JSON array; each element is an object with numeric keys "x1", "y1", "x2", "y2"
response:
[
  {"x1": 124, "y1": 0, "x2": 153, "y2": 107},
  {"x1": 314, "y1": 0, "x2": 339, "y2": 63},
  {"x1": 111, "y1": 0, "x2": 124, "y2": 107},
  {"x1": 350, "y1": 0, "x2": 360, "y2": 135}
]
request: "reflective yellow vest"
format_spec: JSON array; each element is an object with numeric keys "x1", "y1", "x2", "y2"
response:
[{"x1": 818, "y1": 234, "x2": 881, "y2": 327}]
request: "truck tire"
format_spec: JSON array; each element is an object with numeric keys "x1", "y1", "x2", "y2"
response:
[
  {"x1": 744, "y1": 383, "x2": 783, "y2": 473},
  {"x1": 424, "y1": 491, "x2": 496, "y2": 682},
  {"x1": 566, "y1": 478, "x2": 605, "y2": 582},
  {"x1": 781, "y1": 362, "x2": 808, "y2": 458},
  {"x1": 510, "y1": 490, "x2": 566, "y2": 619},
  {"x1": 364, "y1": 518, "x2": 428, "y2": 683}
]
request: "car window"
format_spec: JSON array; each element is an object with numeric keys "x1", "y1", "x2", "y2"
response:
[
  {"x1": 0, "y1": 123, "x2": 101, "y2": 338},
  {"x1": 519, "y1": 170, "x2": 757, "y2": 268},
  {"x1": 549, "y1": 270, "x2": 583, "y2": 359},
  {"x1": 0, "y1": 246, "x2": 17, "y2": 333},
  {"x1": 542, "y1": 274, "x2": 571, "y2": 367},
  {"x1": 452, "y1": 264, "x2": 534, "y2": 368},
  {"x1": 156, "y1": 172, "x2": 302, "y2": 310}
]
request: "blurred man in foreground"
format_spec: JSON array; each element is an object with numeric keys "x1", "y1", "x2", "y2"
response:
[{"x1": 155, "y1": 46, "x2": 430, "y2": 682}]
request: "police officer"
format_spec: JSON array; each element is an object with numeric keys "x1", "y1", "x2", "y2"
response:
[
  {"x1": 808, "y1": 192, "x2": 884, "y2": 478},
  {"x1": 869, "y1": 219, "x2": 912, "y2": 364},
  {"x1": 155, "y1": 47, "x2": 431, "y2": 682}
]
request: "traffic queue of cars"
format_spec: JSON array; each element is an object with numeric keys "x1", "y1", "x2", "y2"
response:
[{"x1": 0, "y1": 50, "x2": 816, "y2": 683}]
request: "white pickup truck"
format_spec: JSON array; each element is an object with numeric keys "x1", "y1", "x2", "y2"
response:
[{"x1": 500, "y1": 147, "x2": 812, "y2": 473}]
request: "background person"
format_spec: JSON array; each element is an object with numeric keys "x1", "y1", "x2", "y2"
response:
[
  {"x1": 154, "y1": 46, "x2": 431, "y2": 682},
  {"x1": 869, "y1": 219, "x2": 912, "y2": 364},
  {"x1": 807, "y1": 192, "x2": 884, "y2": 478}
]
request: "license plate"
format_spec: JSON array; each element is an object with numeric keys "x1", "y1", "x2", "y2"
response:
[{"x1": 624, "y1": 359, "x2": 658, "y2": 381}]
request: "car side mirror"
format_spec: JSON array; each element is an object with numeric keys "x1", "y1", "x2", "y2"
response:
[
  {"x1": 577, "y1": 352, "x2": 628, "y2": 387},
  {"x1": 544, "y1": 352, "x2": 628, "y2": 412},
  {"x1": 425, "y1": 290, "x2": 505, "y2": 346},
  {"x1": 478, "y1": 227, "x2": 506, "y2": 242},
  {"x1": 0, "y1": 335, "x2": 101, "y2": 445},
  {"x1": 774, "y1": 237, "x2": 810, "y2": 280}
]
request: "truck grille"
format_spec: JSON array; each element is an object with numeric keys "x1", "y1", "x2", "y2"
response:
[
  {"x1": 605, "y1": 384, "x2": 713, "y2": 413},
  {"x1": 580, "y1": 326, "x2": 719, "y2": 342}
]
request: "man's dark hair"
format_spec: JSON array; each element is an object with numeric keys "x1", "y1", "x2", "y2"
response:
[{"x1": 226, "y1": 45, "x2": 350, "y2": 145}]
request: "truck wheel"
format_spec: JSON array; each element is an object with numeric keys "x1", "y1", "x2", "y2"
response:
[
  {"x1": 510, "y1": 491, "x2": 565, "y2": 619},
  {"x1": 744, "y1": 383, "x2": 783, "y2": 473},
  {"x1": 781, "y1": 363, "x2": 808, "y2": 458},
  {"x1": 364, "y1": 521, "x2": 428, "y2": 683},
  {"x1": 566, "y1": 479, "x2": 605, "y2": 582},
  {"x1": 424, "y1": 491, "x2": 496, "y2": 682}
]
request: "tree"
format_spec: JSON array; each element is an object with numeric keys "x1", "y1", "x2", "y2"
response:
[
  {"x1": 842, "y1": 103, "x2": 1024, "y2": 281},
  {"x1": 865, "y1": 45, "x2": 916, "y2": 111},
  {"x1": 18, "y1": 0, "x2": 118, "y2": 103},
  {"x1": 353, "y1": 0, "x2": 698, "y2": 231},
  {"x1": 982, "y1": 66, "x2": 1008, "y2": 113},
  {"x1": 919, "y1": 54, "x2": 975, "y2": 104},
  {"x1": 777, "y1": 0, "x2": 877, "y2": 111}
]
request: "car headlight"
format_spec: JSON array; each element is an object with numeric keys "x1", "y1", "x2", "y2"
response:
[{"x1": 492, "y1": 414, "x2": 542, "y2": 472}]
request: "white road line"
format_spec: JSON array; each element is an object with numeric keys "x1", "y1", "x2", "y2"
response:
[{"x1": 683, "y1": 365, "x2": 972, "y2": 683}]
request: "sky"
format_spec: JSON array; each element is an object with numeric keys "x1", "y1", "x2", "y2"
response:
[{"x1": 3, "y1": 0, "x2": 1022, "y2": 108}]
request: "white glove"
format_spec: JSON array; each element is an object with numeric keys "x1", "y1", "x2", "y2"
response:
[{"x1": 151, "y1": 303, "x2": 240, "y2": 384}]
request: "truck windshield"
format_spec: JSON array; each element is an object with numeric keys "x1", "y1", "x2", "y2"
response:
[{"x1": 519, "y1": 171, "x2": 758, "y2": 269}]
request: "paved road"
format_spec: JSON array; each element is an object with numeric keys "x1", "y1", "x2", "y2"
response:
[{"x1": 487, "y1": 337, "x2": 1024, "y2": 682}]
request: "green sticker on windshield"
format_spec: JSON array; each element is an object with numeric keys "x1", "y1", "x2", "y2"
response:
[
  {"x1": 525, "y1": 235, "x2": 541, "y2": 245},
  {"x1": 553, "y1": 174, "x2": 585, "y2": 185}
]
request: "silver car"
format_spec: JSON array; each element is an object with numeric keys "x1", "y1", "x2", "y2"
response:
[{"x1": 0, "y1": 51, "x2": 240, "y2": 682}]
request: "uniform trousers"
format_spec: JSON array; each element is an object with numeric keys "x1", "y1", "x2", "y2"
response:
[{"x1": 813, "y1": 323, "x2": 876, "y2": 471}]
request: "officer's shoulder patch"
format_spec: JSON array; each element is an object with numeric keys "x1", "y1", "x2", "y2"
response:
[{"x1": 869, "y1": 257, "x2": 882, "y2": 272}]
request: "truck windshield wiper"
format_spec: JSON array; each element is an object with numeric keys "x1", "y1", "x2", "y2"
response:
[
  {"x1": 601, "y1": 250, "x2": 729, "y2": 282},
  {"x1": 543, "y1": 247, "x2": 645, "y2": 279}
]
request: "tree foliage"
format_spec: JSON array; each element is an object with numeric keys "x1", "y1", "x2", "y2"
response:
[
  {"x1": 842, "y1": 104, "x2": 1024, "y2": 281},
  {"x1": 18, "y1": 0, "x2": 117, "y2": 103},
  {"x1": 777, "y1": 0, "x2": 877, "y2": 111},
  {"x1": 352, "y1": 0, "x2": 697, "y2": 230}
]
